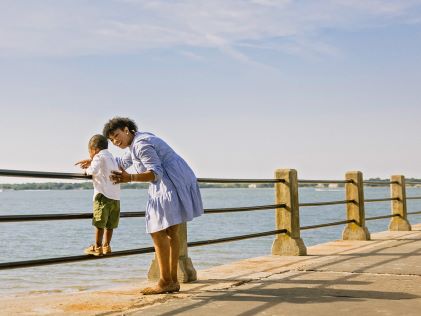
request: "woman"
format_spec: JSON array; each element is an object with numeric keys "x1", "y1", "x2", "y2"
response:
[{"x1": 79, "y1": 117, "x2": 203, "y2": 294}]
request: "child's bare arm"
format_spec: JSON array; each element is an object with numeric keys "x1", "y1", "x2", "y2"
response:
[{"x1": 75, "y1": 159, "x2": 92, "y2": 169}]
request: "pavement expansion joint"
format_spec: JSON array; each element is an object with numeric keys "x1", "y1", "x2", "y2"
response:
[{"x1": 297, "y1": 268, "x2": 421, "y2": 277}]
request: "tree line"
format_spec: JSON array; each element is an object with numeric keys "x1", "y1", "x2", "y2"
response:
[{"x1": 1, "y1": 177, "x2": 419, "y2": 191}]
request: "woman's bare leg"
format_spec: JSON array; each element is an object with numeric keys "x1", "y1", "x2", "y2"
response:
[
  {"x1": 142, "y1": 224, "x2": 181, "y2": 294},
  {"x1": 166, "y1": 224, "x2": 180, "y2": 284},
  {"x1": 150, "y1": 230, "x2": 172, "y2": 287}
]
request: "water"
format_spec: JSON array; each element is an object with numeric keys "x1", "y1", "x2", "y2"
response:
[{"x1": 1, "y1": 187, "x2": 421, "y2": 296}]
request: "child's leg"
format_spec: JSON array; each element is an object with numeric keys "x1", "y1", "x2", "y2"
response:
[
  {"x1": 95, "y1": 228, "x2": 104, "y2": 247},
  {"x1": 166, "y1": 225, "x2": 180, "y2": 284},
  {"x1": 103, "y1": 198, "x2": 119, "y2": 248},
  {"x1": 103, "y1": 229, "x2": 113, "y2": 247}
]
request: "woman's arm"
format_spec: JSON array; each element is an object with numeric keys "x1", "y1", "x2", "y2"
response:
[
  {"x1": 135, "y1": 140, "x2": 163, "y2": 182},
  {"x1": 116, "y1": 150, "x2": 133, "y2": 170},
  {"x1": 110, "y1": 140, "x2": 161, "y2": 184},
  {"x1": 131, "y1": 170, "x2": 155, "y2": 182},
  {"x1": 110, "y1": 169, "x2": 155, "y2": 184}
]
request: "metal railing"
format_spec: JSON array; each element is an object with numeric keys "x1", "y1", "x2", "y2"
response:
[
  {"x1": 1, "y1": 169, "x2": 421, "y2": 271},
  {"x1": 0, "y1": 169, "x2": 290, "y2": 270}
]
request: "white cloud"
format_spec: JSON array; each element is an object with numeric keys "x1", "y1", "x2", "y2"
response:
[{"x1": 0, "y1": 0, "x2": 420, "y2": 59}]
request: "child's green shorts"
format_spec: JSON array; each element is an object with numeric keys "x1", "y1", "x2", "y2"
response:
[{"x1": 92, "y1": 193, "x2": 120, "y2": 229}]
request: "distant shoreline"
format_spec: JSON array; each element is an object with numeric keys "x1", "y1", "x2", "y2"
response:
[{"x1": 1, "y1": 178, "x2": 420, "y2": 191}]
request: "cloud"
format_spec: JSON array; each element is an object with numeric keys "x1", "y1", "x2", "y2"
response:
[{"x1": 0, "y1": 0, "x2": 420, "y2": 60}]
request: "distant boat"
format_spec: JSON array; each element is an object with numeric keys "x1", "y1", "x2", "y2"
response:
[
  {"x1": 314, "y1": 183, "x2": 326, "y2": 191},
  {"x1": 315, "y1": 183, "x2": 343, "y2": 191},
  {"x1": 248, "y1": 184, "x2": 257, "y2": 189}
]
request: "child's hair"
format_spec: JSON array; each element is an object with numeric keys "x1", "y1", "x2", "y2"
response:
[
  {"x1": 103, "y1": 117, "x2": 138, "y2": 138},
  {"x1": 89, "y1": 134, "x2": 108, "y2": 150}
]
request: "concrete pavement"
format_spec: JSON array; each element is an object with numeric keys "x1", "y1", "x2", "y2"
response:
[
  {"x1": 2, "y1": 225, "x2": 421, "y2": 315},
  {"x1": 129, "y1": 226, "x2": 421, "y2": 316}
]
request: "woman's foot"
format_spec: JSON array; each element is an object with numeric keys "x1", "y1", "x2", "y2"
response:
[
  {"x1": 141, "y1": 280, "x2": 175, "y2": 295},
  {"x1": 141, "y1": 286, "x2": 172, "y2": 295}
]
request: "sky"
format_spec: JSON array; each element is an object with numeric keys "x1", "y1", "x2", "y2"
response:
[{"x1": 0, "y1": 0, "x2": 421, "y2": 183}]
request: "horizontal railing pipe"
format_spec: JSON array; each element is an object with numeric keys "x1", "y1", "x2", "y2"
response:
[
  {"x1": 197, "y1": 178, "x2": 284, "y2": 183},
  {"x1": 0, "y1": 169, "x2": 90, "y2": 180},
  {"x1": 298, "y1": 180, "x2": 351, "y2": 184},
  {"x1": 300, "y1": 220, "x2": 355, "y2": 230},
  {"x1": 203, "y1": 203, "x2": 286, "y2": 214},
  {"x1": 407, "y1": 211, "x2": 421, "y2": 215},
  {"x1": 364, "y1": 197, "x2": 399, "y2": 203},
  {"x1": 0, "y1": 212, "x2": 145, "y2": 222},
  {"x1": 363, "y1": 181, "x2": 398, "y2": 185},
  {"x1": 366, "y1": 214, "x2": 400, "y2": 221},
  {"x1": 0, "y1": 204, "x2": 286, "y2": 223},
  {"x1": 406, "y1": 196, "x2": 421, "y2": 200},
  {"x1": 0, "y1": 229, "x2": 287, "y2": 270},
  {"x1": 299, "y1": 200, "x2": 353, "y2": 207},
  {"x1": 0, "y1": 169, "x2": 285, "y2": 184}
]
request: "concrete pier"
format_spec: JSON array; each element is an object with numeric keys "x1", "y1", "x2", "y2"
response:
[{"x1": 2, "y1": 224, "x2": 421, "y2": 315}]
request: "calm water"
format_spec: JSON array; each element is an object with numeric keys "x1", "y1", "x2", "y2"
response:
[{"x1": 1, "y1": 187, "x2": 421, "y2": 296}]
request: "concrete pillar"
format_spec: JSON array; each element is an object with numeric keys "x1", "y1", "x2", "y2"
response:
[
  {"x1": 148, "y1": 222, "x2": 197, "y2": 283},
  {"x1": 342, "y1": 171, "x2": 370, "y2": 240},
  {"x1": 389, "y1": 175, "x2": 411, "y2": 231},
  {"x1": 272, "y1": 169, "x2": 307, "y2": 256}
]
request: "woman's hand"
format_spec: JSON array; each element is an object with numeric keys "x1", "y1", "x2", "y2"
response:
[
  {"x1": 75, "y1": 159, "x2": 92, "y2": 169},
  {"x1": 110, "y1": 169, "x2": 130, "y2": 184}
]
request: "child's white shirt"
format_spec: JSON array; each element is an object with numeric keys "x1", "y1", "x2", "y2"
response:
[{"x1": 85, "y1": 149, "x2": 120, "y2": 201}]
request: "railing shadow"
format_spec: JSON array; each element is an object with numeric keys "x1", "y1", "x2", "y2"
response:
[{"x1": 148, "y1": 278, "x2": 419, "y2": 316}]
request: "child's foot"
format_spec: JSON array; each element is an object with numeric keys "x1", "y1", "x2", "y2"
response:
[
  {"x1": 84, "y1": 245, "x2": 103, "y2": 256},
  {"x1": 102, "y1": 245, "x2": 112, "y2": 255}
]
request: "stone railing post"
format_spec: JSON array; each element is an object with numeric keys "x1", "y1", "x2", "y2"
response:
[
  {"x1": 342, "y1": 171, "x2": 370, "y2": 240},
  {"x1": 272, "y1": 169, "x2": 307, "y2": 256},
  {"x1": 148, "y1": 222, "x2": 197, "y2": 282},
  {"x1": 389, "y1": 175, "x2": 411, "y2": 231}
]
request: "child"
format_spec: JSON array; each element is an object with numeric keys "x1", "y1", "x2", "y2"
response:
[{"x1": 76, "y1": 134, "x2": 121, "y2": 256}]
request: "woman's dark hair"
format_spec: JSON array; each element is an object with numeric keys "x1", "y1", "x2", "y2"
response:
[
  {"x1": 102, "y1": 117, "x2": 138, "y2": 138},
  {"x1": 89, "y1": 134, "x2": 108, "y2": 150}
]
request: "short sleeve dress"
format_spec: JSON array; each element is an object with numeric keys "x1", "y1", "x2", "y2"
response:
[{"x1": 116, "y1": 131, "x2": 204, "y2": 233}]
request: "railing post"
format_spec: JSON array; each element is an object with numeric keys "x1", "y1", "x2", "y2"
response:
[
  {"x1": 271, "y1": 169, "x2": 307, "y2": 256},
  {"x1": 389, "y1": 175, "x2": 411, "y2": 231},
  {"x1": 148, "y1": 223, "x2": 197, "y2": 282},
  {"x1": 342, "y1": 171, "x2": 370, "y2": 240}
]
